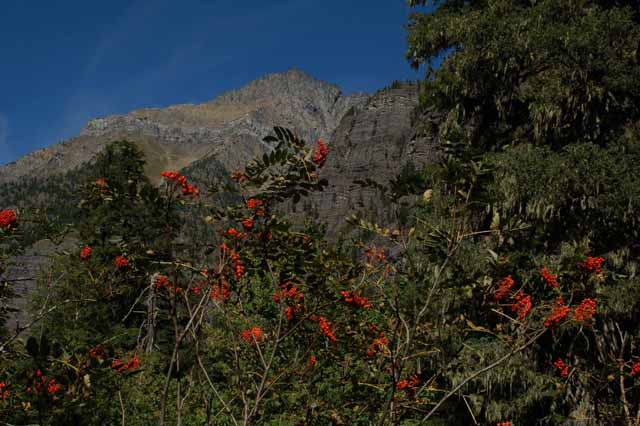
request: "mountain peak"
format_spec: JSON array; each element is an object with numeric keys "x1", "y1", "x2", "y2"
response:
[{"x1": 214, "y1": 68, "x2": 343, "y2": 105}]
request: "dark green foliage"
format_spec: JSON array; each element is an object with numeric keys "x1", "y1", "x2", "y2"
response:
[
  {"x1": 79, "y1": 140, "x2": 176, "y2": 254},
  {"x1": 490, "y1": 140, "x2": 640, "y2": 252},
  {"x1": 405, "y1": 1, "x2": 640, "y2": 424},
  {"x1": 0, "y1": 169, "x2": 87, "y2": 246},
  {"x1": 407, "y1": 0, "x2": 640, "y2": 150},
  {"x1": 31, "y1": 141, "x2": 178, "y2": 350}
]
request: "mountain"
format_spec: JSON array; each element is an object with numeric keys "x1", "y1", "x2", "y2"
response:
[{"x1": 0, "y1": 69, "x2": 368, "y2": 184}]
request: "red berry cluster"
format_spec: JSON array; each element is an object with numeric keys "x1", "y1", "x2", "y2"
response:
[
  {"x1": 312, "y1": 139, "x2": 329, "y2": 167},
  {"x1": 397, "y1": 374, "x2": 420, "y2": 396},
  {"x1": 630, "y1": 361, "x2": 640, "y2": 377},
  {"x1": 114, "y1": 255, "x2": 130, "y2": 270},
  {"x1": 310, "y1": 316, "x2": 337, "y2": 343},
  {"x1": 161, "y1": 171, "x2": 199, "y2": 196},
  {"x1": 230, "y1": 252, "x2": 245, "y2": 280},
  {"x1": 0, "y1": 382, "x2": 9, "y2": 400},
  {"x1": 0, "y1": 209, "x2": 17, "y2": 229},
  {"x1": 544, "y1": 297, "x2": 570, "y2": 328},
  {"x1": 494, "y1": 276, "x2": 515, "y2": 301},
  {"x1": 573, "y1": 298, "x2": 597, "y2": 322},
  {"x1": 512, "y1": 292, "x2": 533, "y2": 320},
  {"x1": 273, "y1": 282, "x2": 304, "y2": 321},
  {"x1": 46, "y1": 378, "x2": 63, "y2": 396},
  {"x1": 553, "y1": 359, "x2": 570, "y2": 377},
  {"x1": 155, "y1": 275, "x2": 183, "y2": 294},
  {"x1": 230, "y1": 170, "x2": 248, "y2": 183},
  {"x1": 211, "y1": 280, "x2": 231, "y2": 302},
  {"x1": 241, "y1": 218, "x2": 254, "y2": 230},
  {"x1": 225, "y1": 227, "x2": 247, "y2": 240},
  {"x1": 341, "y1": 290, "x2": 373, "y2": 309},
  {"x1": 541, "y1": 267, "x2": 559, "y2": 288},
  {"x1": 580, "y1": 256, "x2": 605, "y2": 274},
  {"x1": 94, "y1": 178, "x2": 110, "y2": 194},
  {"x1": 364, "y1": 245, "x2": 387, "y2": 264},
  {"x1": 241, "y1": 327, "x2": 264, "y2": 344},
  {"x1": 367, "y1": 331, "x2": 389, "y2": 357},
  {"x1": 28, "y1": 370, "x2": 63, "y2": 396},
  {"x1": 111, "y1": 357, "x2": 141, "y2": 373},
  {"x1": 80, "y1": 245, "x2": 92, "y2": 261},
  {"x1": 273, "y1": 282, "x2": 304, "y2": 303},
  {"x1": 247, "y1": 198, "x2": 265, "y2": 216}
]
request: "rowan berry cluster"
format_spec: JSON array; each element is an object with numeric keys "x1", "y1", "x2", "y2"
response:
[
  {"x1": 544, "y1": 297, "x2": 570, "y2": 328},
  {"x1": 341, "y1": 290, "x2": 372, "y2": 309},
  {"x1": 494, "y1": 276, "x2": 515, "y2": 301},
  {"x1": 247, "y1": 198, "x2": 265, "y2": 216},
  {"x1": 241, "y1": 218, "x2": 254, "y2": 230},
  {"x1": 553, "y1": 359, "x2": 570, "y2": 377},
  {"x1": 364, "y1": 245, "x2": 386, "y2": 264},
  {"x1": 225, "y1": 227, "x2": 246, "y2": 240},
  {"x1": 310, "y1": 316, "x2": 337, "y2": 342},
  {"x1": 161, "y1": 170, "x2": 199, "y2": 196},
  {"x1": 94, "y1": 178, "x2": 110, "y2": 194},
  {"x1": 0, "y1": 209, "x2": 17, "y2": 229},
  {"x1": 541, "y1": 267, "x2": 559, "y2": 288},
  {"x1": 155, "y1": 275, "x2": 183, "y2": 294},
  {"x1": 241, "y1": 327, "x2": 264, "y2": 344},
  {"x1": 573, "y1": 298, "x2": 597, "y2": 322},
  {"x1": 312, "y1": 139, "x2": 329, "y2": 167},
  {"x1": 111, "y1": 357, "x2": 141, "y2": 373},
  {"x1": 211, "y1": 280, "x2": 231, "y2": 302},
  {"x1": 27, "y1": 370, "x2": 63, "y2": 396},
  {"x1": 273, "y1": 282, "x2": 304, "y2": 320},
  {"x1": 230, "y1": 170, "x2": 248, "y2": 183},
  {"x1": 114, "y1": 255, "x2": 130, "y2": 269},
  {"x1": 512, "y1": 292, "x2": 532, "y2": 320},
  {"x1": 230, "y1": 252, "x2": 245, "y2": 280},
  {"x1": 580, "y1": 256, "x2": 605, "y2": 274},
  {"x1": 80, "y1": 245, "x2": 92, "y2": 260},
  {"x1": 396, "y1": 375, "x2": 420, "y2": 396},
  {"x1": 0, "y1": 382, "x2": 10, "y2": 400}
]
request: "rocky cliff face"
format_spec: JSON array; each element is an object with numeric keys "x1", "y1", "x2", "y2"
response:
[
  {"x1": 305, "y1": 83, "x2": 440, "y2": 230},
  {"x1": 0, "y1": 69, "x2": 368, "y2": 184}
]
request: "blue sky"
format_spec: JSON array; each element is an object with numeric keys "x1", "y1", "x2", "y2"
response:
[{"x1": 0, "y1": 1, "x2": 428, "y2": 165}]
